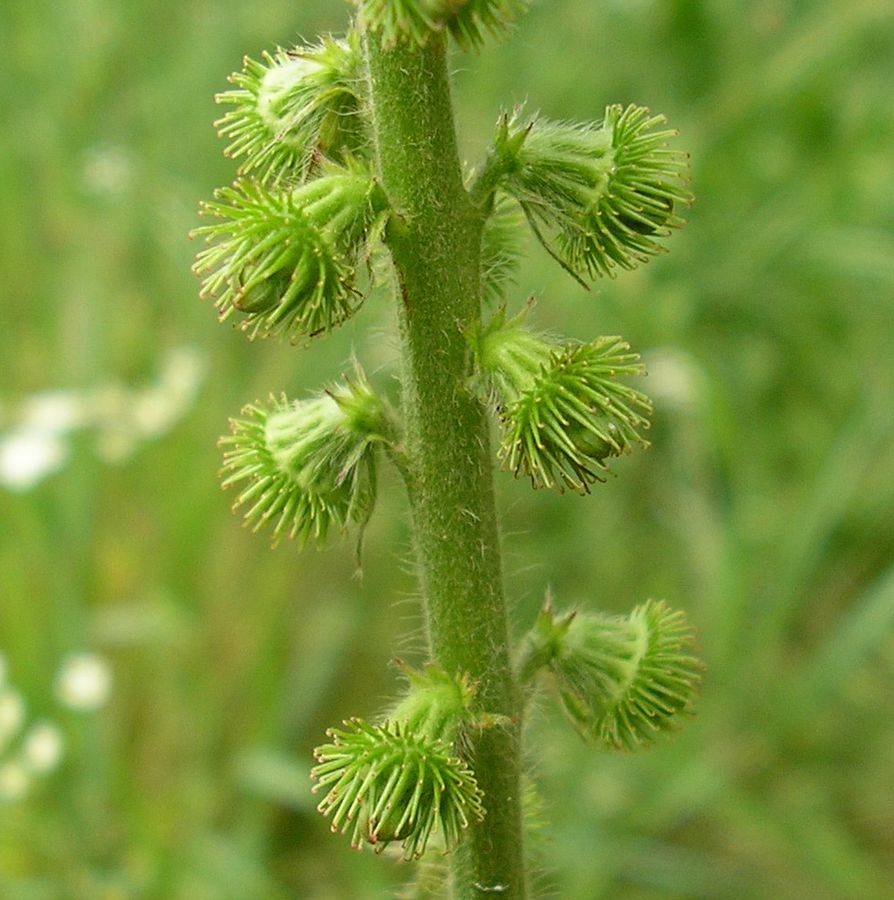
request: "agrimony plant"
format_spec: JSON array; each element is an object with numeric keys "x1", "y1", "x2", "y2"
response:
[{"x1": 194, "y1": 1, "x2": 700, "y2": 896}]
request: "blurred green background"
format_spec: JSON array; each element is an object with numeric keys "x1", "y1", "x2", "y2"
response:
[{"x1": 2, "y1": 0, "x2": 893, "y2": 897}]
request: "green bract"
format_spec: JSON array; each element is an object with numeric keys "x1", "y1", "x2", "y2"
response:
[
  {"x1": 388, "y1": 662, "x2": 478, "y2": 743},
  {"x1": 519, "y1": 599, "x2": 702, "y2": 751},
  {"x1": 355, "y1": 0, "x2": 527, "y2": 50},
  {"x1": 473, "y1": 310, "x2": 652, "y2": 493},
  {"x1": 218, "y1": 371, "x2": 391, "y2": 547},
  {"x1": 215, "y1": 34, "x2": 363, "y2": 183},
  {"x1": 192, "y1": 163, "x2": 388, "y2": 341},
  {"x1": 484, "y1": 104, "x2": 691, "y2": 281}
]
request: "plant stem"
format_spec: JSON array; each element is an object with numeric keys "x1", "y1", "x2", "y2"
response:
[{"x1": 363, "y1": 32, "x2": 527, "y2": 898}]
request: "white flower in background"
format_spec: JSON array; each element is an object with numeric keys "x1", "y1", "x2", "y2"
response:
[
  {"x1": 0, "y1": 762, "x2": 30, "y2": 802},
  {"x1": 0, "y1": 430, "x2": 69, "y2": 492},
  {"x1": 0, "y1": 346, "x2": 206, "y2": 489},
  {"x1": 159, "y1": 345, "x2": 206, "y2": 401},
  {"x1": 130, "y1": 346, "x2": 206, "y2": 440},
  {"x1": 81, "y1": 143, "x2": 133, "y2": 197},
  {"x1": 0, "y1": 651, "x2": 110, "y2": 804},
  {"x1": 131, "y1": 387, "x2": 179, "y2": 439},
  {"x1": 0, "y1": 390, "x2": 85, "y2": 491},
  {"x1": 21, "y1": 722, "x2": 64, "y2": 774},
  {"x1": 91, "y1": 346, "x2": 207, "y2": 462},
  {"x1": 90, "y1": 382, "x2": 137, "y2": 465},
  {"x1": 90, "y1": 381, "x2": 138, "y2": 463},
  {"x1": 643, "y1": 347, "x2": 704, "y2": 411},
  {"x1": 19, "y1": 390, "x2": 89, "y2": 434},
  {"x1": 55, "y1": 653, "x2": 112, "y2": 711}
]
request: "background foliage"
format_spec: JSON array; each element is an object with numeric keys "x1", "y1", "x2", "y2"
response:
[{"x1": 2, "y1": 0, "x2": 893, "y2": 896}]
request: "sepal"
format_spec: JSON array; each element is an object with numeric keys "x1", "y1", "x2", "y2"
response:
[
  {"x1": 215, "y1": 34, "x2": 363, "y2": 183},
  {"x1": 472, "y1": 309, "x2": 652, "y2": 493},
  {"x1": 485, "y1": 105, "x2": 691, "y2": 281},
  {"x1": 192, "y1": 162, "x2": 389, "y2": 341},
  {"x1": 218, "y1": 368, "x2": 393, "y2": 547},
  {"x1": 519, "y1": 599, "x2": 702, "y2": 751},
  {"x1": 355, "y1": 0, "x2": 527, "y2": 50}
]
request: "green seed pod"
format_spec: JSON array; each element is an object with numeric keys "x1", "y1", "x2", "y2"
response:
[
  {"x1": 192, "y1": 163, "x2": 389, "y2": 341},
  {"x1": 219, "y1": 369, "x2": 393, "y2": 547},
  {"x1": 487, "y1": 104, "x2": 691, "y2": 282},
  {"x1": 615, "y1": 180, "x2": 676, "y2": 236},
  {"x1": 215, "y1": 34, "x2": 363, "y2": 183},
  {"x1": 355, "y1": 0, "x2": 528, "y2": 50},
  {"x1": 519, "y1": 599, "x2": 703, "y2": 751},
  {"x1": 313, "y1": 719, "x2": 484, "y2": 859},
  {"x1": 312, "y1": 664, "x2": 484, "y2": 859},
  {"x1": 472, "y1": 308, "x2": 652, "y2": 493},
  {"x1": 232, "y1": 267, "x2": 293, "y2": 315}
]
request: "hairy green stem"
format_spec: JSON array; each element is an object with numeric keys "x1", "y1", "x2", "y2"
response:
[{"x1": 363, "y1": 32, "x2": 527, "y2": 898}]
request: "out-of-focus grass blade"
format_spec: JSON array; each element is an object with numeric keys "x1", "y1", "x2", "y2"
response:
[
  {"x1": 0, "y1": 880, "x2": 56, "y2": 900},
  {"x1": 805, "y1": 227, "x2": 894, "y2": 285},
  {"x1": 715, "y1": 783, "x2": 889, "y2": 900},
  {"x1": 799, "y1": 561, "x2": 894, "y2": 710},
  {"x1": 752, "y1": 394, "x2": 893, "y2": 660},
  {"x1": 613, "y1": 835, "x2": 749, "y2": 899},
  {"x1": 183, "y1": 833, "x2": 291, "y2": 900},
  {"x1": 235, "y1": 748, "x2": 314, "y2": 813}
]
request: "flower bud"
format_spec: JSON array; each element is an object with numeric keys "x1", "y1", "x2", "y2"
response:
[
  {"x1": 215, "y1": 34, "x2": 362, "y2": 183},
  {"x1": 473, "y1": 309, "x2": 652, "y2": 493},
  {"x1": 219, "y1": 370, "x2": 393, "y2": 547}
]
